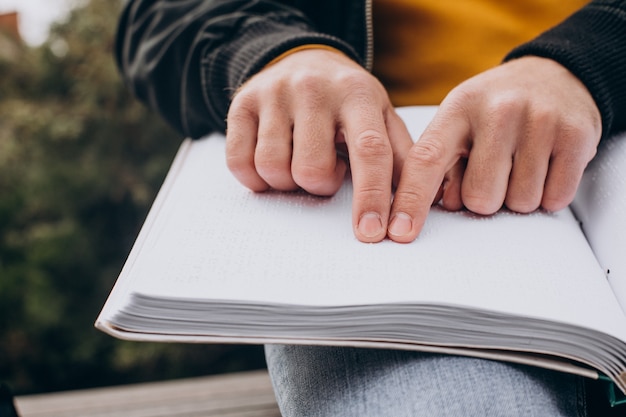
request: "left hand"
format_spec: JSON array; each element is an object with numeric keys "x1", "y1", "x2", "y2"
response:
[{"x1": 387, "y1": 56, "x2": 602, "y2": 243}]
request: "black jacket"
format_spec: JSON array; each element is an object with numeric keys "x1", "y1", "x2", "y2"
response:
[{"x1": 116, "y1": 0, "x2": 626, "y2": 139}]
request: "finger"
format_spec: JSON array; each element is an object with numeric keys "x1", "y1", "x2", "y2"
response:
[
  {"x1": 384, "y1": 107, "x2": 415, "y2": 187},
  {"x1": 389, "y1": 110, "x2": 470, "y2": 242},
  {"x1": 433, "y1": 183, "x2": 444, "y2": 207},
  {"x1": 505, "y1": 120, "x2": 553, "y2": 213},
  {"x1": 542, "y1": 158, "x2": 584, "y2": 212},
  {"x1": 342, "y1": 102, "x2": 394, "y2": 243},
  {"x1": 226, "y1": 97, "x2": 269, "y2": 192},
  {"x1": 292, "y1": 107, "x2": 347, "y2": 196},
  {"x1": 441, "y1": 158, "x2": 466, "y2": 211},
  {"x1": 461, "y1": 108, "x2": 520, "y2": 215},
  {"x1": 542, "y1": 145, "x2": 590, "y2": 212},
  {"x1": 254, "y1": 103, "x2": 299, "y2": 191}
]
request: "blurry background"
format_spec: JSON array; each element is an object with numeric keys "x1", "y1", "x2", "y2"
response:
[{"x1": 0, "y1": 0, "x2": 265, "y2": 395}]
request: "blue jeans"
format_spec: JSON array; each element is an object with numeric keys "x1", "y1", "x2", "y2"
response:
[{"x1": 265, "y1": 345, "x2": 587, "y2": 417}]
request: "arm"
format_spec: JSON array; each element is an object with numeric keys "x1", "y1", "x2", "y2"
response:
[{"x1": 115, "y1": 0, "x2": 363, "y2": 138}]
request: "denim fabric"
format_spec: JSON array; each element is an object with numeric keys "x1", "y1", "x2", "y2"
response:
[{"x1": 265, "y1": 345, "x2": 587, "y2": 417}]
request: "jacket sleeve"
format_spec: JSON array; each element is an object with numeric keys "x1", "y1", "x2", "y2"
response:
[
  {"x1": 115, "y1": 0, "x2": 362, "y2": 138},
  {"x1": 504, "y1": 0, "x2": 626, "y2": 139}
]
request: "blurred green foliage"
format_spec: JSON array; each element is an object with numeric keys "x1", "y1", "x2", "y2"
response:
[{"x1": 0, "y1": 0, "x2": 265, "y2": 395}]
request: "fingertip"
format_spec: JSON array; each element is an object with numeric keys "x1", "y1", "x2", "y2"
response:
[
  {"x1": 540, "y1": 194, "x2": 572, "y2": 213},
  {"x1": 541, "y1": 157, "x2": 584, "y2": 213},
  {"x1": 504, "y1": 196, "x2": 541, "y2": 214},
  {"x1": 387, "y1": 212, "x2": 416, "y2": 243},
  {"x1": 292, "y1": 156, "x2": 348, "y2": 196},
  {"x1": 225, "y1": 152, "x2": 270, "y2": 192},
  {"x1": 441, "y1": 181, "x2": 464, "y2": 211},
  {"x1": 250, "y1": 183, "x2": 272, "y2": 193},
  {"x1": 461, "y1": 180, "x2": 506, "y2": 215},
  {"x1": 462, "y1": 197, "x2": 503, "y2": 216},
  {"x1": 355, "y1": 211, "x2": 387, "y2": 243},
  {"x1": 234, "y1": 170, "x2": 271, "y2": 193}
]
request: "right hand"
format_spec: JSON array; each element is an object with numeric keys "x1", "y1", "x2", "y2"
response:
[{"x1": 225, "y1": 48, "x2": 414, "y2": 243}]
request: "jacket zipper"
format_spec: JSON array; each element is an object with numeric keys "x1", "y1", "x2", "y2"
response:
[{"x1": 364, "y1": 0, "x2": 374, "y2": 71}]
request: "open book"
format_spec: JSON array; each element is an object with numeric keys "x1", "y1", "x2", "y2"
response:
[{"x1": 96, "y1": 106, "x2": 626, "y2": 399}]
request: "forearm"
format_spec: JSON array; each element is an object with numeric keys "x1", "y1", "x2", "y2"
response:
[
  {"x1": 115, "y1": 0, "x2": 361, "y2": 138},
  {"x1": 505, "y1": 0, "x2": 626, "y2": 138}
]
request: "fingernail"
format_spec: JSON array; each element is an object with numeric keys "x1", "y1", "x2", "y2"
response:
[
  {"x1": 358, "y1": 212, "x2": 383, "y2": 238},
  {"x1": 388, "y1": 212, "x2": 413, "y2": 237}
]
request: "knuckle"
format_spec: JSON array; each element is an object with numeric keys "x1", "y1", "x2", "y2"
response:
[
  {"x1": 485, "y1": 93, "x2": 520, "y2": 116},
  {"x1": 287, "y1": 71, "x2": 339, "y2": 110},
  {"x1": 442, "y1": 83, "x2": 478, "y2": 113},
  {"x1": 553, "y1": 127, "x2": 598, "y2": 165},
  {"x1": 482, "y1": 96, "x2": 522, "y2": 135},
  {"x1": 505, "y1": 197, "x2": 541, "y2": 214},
  {"x1": 541, "y1": 197, "x2": 570, "y2": 212},
  {"x1": 253, "y1": 143, "x2": 281, "y2": 168},
  {"x1": 394, "y1": 188, "x2": 427, "y2": 209},
  {"x1": 254, "y1": 151, "x2": 292, "y2": 184},
  {"x1": 462, "y1": 193, "x2": 501, "y2": 215},
  {"x1": 225, "y1": 148, "x2": 252, "y2": 176},
  {"x1": 558, "y1": 119, "x2": 594, "y2": 146},
  {"x1": 357, "y1": 185, "x2": 391, "y2": 209},
  {"x1": 406, "y1": 139, "x2": 447, "y2": 168},
  {"x1": 292, "y1": 161, "x2": 334, "y2": 185},
  {"x1": 233, "y1": 77, "x2": 291, "y2": 110},
  {"x1": 291, "y1": 70, "x2": 326, "y2": 93},
  {"x1": 226, "y1": 108, "x2": 255, "y2": 133},
  {"x1": 339, "y1": 71, "x2": 388, "y2": 105},
  {"x1": 542, "y1": 190, "x2": 574, "y2": 212},
  {"x1": 338, "y1": 71, "x2": 375, "y2": 91},
  {"x1": 229, "y1": 88, "x2": 259, "y2": 115},
  {"x1": 351, "y1": 130, "x2": 392, "y2": 159},
  {"x1": 359, "y1": 184, "x2": 388, "y2": 197},
  {"x1": 529, "y1": 104, "x2": 554, "y2": 126}
]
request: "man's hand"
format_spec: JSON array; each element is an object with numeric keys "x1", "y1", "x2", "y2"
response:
[
  {"x1": 226, "y1": 48, "x2": 413, "y2": 243},
  {"x1": 227, "y1": 51, "x2": 602, "y2": 245},
  {"x1": 387, "y1": 56, "x2": 602, "y2": 242}
]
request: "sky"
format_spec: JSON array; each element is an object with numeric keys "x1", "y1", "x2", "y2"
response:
[{"x1": 0, "y1": 0, "x2": 76, "y2": 45}]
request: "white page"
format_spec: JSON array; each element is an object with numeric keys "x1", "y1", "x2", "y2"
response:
[
  {"x1": 573, "y1": 132, "x2": 626, "y2": 311},
  {"x1": 103, "y1": 107, "x2": 626, "y2": 343}
]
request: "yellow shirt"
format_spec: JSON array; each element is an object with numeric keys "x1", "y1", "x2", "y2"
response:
[{"x1": 372, "y1": 0, "x2": 588, "y2": 105}]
